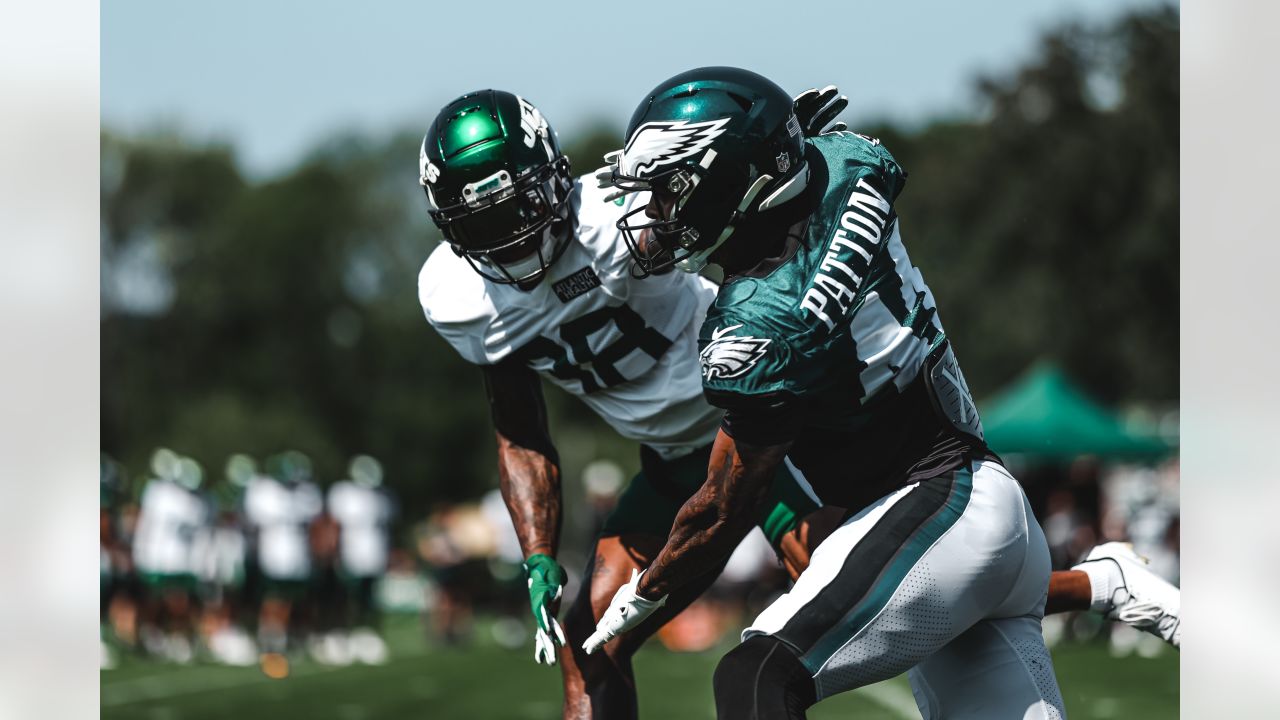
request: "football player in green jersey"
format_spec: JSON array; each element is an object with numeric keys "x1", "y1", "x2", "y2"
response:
[{"x1": 585, "y1": 67, "x2": 1177, "y2": 718}]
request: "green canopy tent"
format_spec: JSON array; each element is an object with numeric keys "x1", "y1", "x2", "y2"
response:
[{"x1": 978, "y1": 363, "x2": 1172, "y2": 462}]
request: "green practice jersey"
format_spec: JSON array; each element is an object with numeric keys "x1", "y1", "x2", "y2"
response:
[{"x1": 698, "y1": 133, "x2": 985, "y2": 507}]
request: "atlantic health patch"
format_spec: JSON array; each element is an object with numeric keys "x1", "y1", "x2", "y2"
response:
[
  {"x1": 699, "y1": 324, "x2": 771, "y2": 381},
  {"x1": 551, "y1": 266, "x2": 602, "y2": 303}
]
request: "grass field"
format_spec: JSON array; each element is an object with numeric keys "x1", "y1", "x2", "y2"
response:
[{"x1": 102, "y1": 616, "x2": 1178, "y2": 719}]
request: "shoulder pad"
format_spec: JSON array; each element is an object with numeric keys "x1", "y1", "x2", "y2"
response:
[
  {"x1": 418, "y1": 244, "x2": 498, "y2": 365},
  {"x1": 821, "y1": 133, "x2": 907, "y2": 197}
]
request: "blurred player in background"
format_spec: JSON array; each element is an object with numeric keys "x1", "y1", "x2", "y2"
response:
[
  {"x1": 191, "y1": 454, "x2": 257, "y2": 666},
  {"x1": 243, "y1": 451, "x2": 322, "y2": 669},
  {"x1": 103, "y1": 460, "x2": 144, "y2": 658},
  {"x1": 328, "y1": 454, "x2": 394, "y2": 665},
  {"x1": 415, "y1": 500, "x2": 494, "y2": 646},
  {"x1": 306, "y1": 486, "x2": 346, "y2": 664},
  {"x1": 132, "y1": 448, "x2": 207, "y2": 664},
  {"x1": 100, "y1": 456, "x2": 131, "y2": 668}
]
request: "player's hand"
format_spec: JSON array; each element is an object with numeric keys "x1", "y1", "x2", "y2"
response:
[
  {"x1": 793, "y1": 86, "x2": 848, "y2": 136},
  {"x1": 582, "y1": 569, "x2": 668, "y2": 655},
  {"x1": 523, "y1": 553, "x2": 567, "y2": 665},
  {"x1": 597, "y1": 150, "x2": 629, "y2": 202}
]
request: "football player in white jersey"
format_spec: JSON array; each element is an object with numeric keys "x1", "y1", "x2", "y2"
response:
[
  {"x1": 133, "y1": 448, "x2": 207, "y2": 662},
  {"x1": 192, "y1": 455, "x2": 257, "y2": 666},
  {"x1": 244, "y1": 451, "x2": 323, "y2": 659},
  {"x1": 327, "y1": 455, "x2": 394, "y2": 664},
  {"x1": 418, "y1": 89, "x2": 841, "y2": 719}
]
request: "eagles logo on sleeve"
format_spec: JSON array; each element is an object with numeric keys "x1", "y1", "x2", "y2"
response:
[{"x1": 699, "y1": 324, "x2": 771, "y2": 380}]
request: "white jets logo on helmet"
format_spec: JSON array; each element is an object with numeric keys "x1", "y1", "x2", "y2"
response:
[
  {"x1": 517, "y1": 96, "x2": 554, "y2": 158},
  {"x1": 419, "y1": 140, "x2": 440, "y2": 186},
  {"x1": 620, "y1": 117, "x2": 731, "y2": 177},
  {"x1": 699, "y1": 324, "x2": 771, "y2": 380}
]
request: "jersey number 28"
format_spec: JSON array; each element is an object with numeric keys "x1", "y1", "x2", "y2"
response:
[{"x1": 512, "y1": 303, "x2": 673, "y2": 393}]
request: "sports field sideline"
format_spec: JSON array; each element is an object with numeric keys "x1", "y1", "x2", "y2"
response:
[{"x1": 102, "y1": 615, "x2": 1178, "y2": 719}]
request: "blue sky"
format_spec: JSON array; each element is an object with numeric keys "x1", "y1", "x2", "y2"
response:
[{"x1": 102, "y1": 0, "x2": 1168, "y2": 177}]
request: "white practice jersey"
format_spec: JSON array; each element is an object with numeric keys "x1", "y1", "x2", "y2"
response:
[
  {"x1": 133, "y1": 478, "x2": 207, "y2": 576},
  {"x1": 328, "y1": 480, "x2": 392, "y2": 577},
  {"x1": 419, "y1": 170, "x2": 723, "y2": 457},
  {"x1": 191, "y1": 523, "x2": 246, "y2": 587},
  {"x1": 244, "y1": 476, "x2": 322, "y2": 581}
]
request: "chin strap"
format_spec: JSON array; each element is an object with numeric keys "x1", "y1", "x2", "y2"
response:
[
  {"x1": 758, "y1": 162, "x2": 810, "y2": 211},
  {"x1": 677, "y1": 171, "x2": 778, "y2": 272}
]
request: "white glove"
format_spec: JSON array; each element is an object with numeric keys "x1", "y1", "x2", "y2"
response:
[
  {"x1": 582, "y1": 568, "x2": 668, "y2": 655},
  {"x1": 533, "y1": 604, "x2": 567, "y2": 665},
  {"x1": 596, "y1": 150, "x2": 628, "y2": 202}
]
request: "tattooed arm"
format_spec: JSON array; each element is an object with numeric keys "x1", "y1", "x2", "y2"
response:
[
  {"x1": 482, "y1": 359, "x2": 561, "y2": 557},
  {"x1": 484, "y1": 360, "x2": 570, "y2": 665},
  {"x1": 635, "y1": 427, "x2": 792, "y2": 599}
]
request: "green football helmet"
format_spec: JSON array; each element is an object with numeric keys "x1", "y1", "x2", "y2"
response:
[
  {"x1": 603, "y1": 67, "x2": 809, "y2": 275},
  {"x1": 420, "y1": 90, "x2": 574, "y2": 288}
]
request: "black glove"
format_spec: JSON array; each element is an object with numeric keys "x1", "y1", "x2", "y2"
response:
[{"x1": 793, "y1": 86, "x2": 848, "y2": 137}]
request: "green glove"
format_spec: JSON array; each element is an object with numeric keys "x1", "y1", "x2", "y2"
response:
[{"x1": 523, "y1": 553, "x2": 567, "y2": 665}]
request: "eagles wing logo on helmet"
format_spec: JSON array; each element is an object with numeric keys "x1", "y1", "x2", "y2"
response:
[
  {"x1": 699, "y1": 324, "x2": 771, "y2": 380},
  {"x1": 621, "y1": 118, "x2": 732, "y2": 177}
]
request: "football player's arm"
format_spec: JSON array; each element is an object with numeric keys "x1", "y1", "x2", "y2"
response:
[
  {"x1": 583, "y1": 399, "x2": 796, "y2": 653},
  {"x1": 636, "y1": 425, "x2": 791, "y2": 599},
  {"x1": 482, "y1": 358, "x2": 561, "y2": 558},
  {"x1": 484, "y1": 358, "x2": 570, "y2": 665}
]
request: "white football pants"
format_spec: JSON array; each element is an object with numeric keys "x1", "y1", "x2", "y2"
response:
[{"x1": 743, "y1": 459, "x2": 1066, "y2": 719}]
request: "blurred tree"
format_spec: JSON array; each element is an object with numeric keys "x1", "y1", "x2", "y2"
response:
[
  {"x1": 562, "y1": 124, "x2": 625, "y2": 177},
  {"x1": 881, "y1": 4, "x2": 1178, "y2": 403}
]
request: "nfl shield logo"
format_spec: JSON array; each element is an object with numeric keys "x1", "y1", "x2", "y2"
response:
[{"x1": 775, "y1": 152, "x2": 790, "y2": 174}]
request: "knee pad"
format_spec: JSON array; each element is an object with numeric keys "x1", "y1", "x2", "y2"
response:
[{"x1": 714, "y1": 635, "x2": 816, "y2": 720}]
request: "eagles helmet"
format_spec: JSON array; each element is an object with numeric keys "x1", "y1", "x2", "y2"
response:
[
  {"x1": 604, "y1": 67, "x2": 809, "y2": 275},
  {"x1": 420, "y1": 90, "x2": 574, "y2": 288}
]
